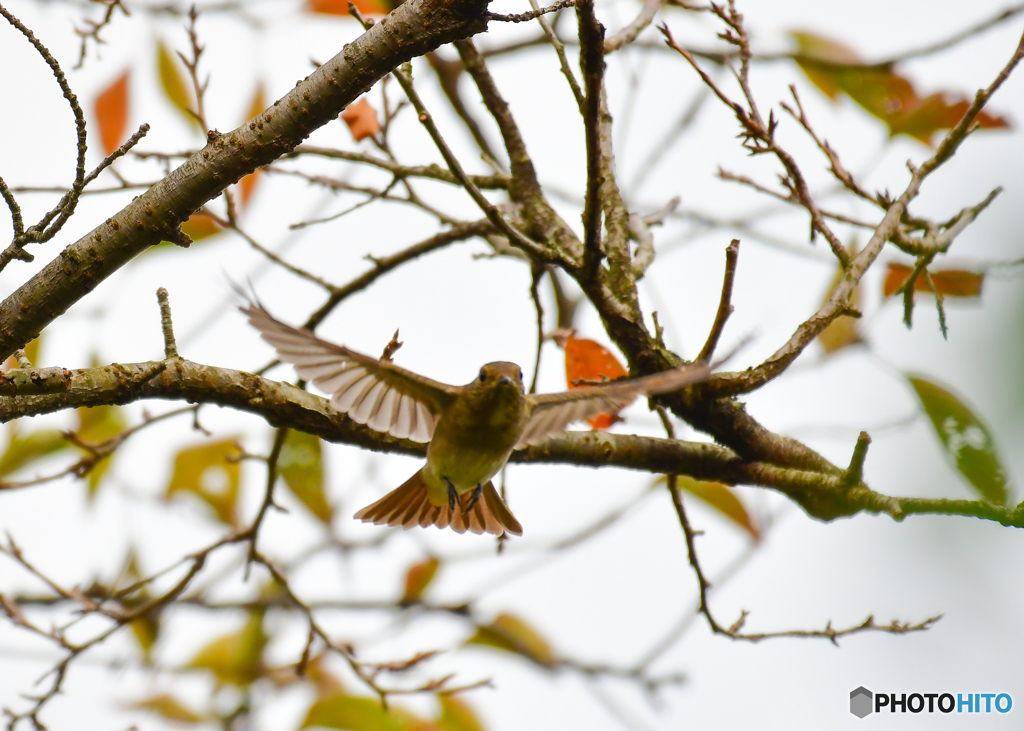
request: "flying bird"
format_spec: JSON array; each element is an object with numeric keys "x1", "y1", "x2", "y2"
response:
[{"x1": 243, "y1": 303, "x2": 711, "y2": 538}]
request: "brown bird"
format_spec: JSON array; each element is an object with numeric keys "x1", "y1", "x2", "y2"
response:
[{"x1": 244, "y1": 303, "x2": 711, "y2": 538}]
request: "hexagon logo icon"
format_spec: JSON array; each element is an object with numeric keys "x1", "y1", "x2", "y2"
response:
[{"x1": 850, "y1": 686, "x2": 873, "y2": 718}]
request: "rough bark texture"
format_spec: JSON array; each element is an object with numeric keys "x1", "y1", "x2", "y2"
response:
[{"x1": 0, "y1": 0, "x2": 491, "y2": 361}]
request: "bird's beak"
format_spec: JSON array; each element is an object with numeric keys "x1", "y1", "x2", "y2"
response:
[{"x1": 498, "y1": 375, "x2": 513, "y2": 386}]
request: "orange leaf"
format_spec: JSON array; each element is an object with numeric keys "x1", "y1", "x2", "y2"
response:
[
  {"x1": 340, "y1": 98, "x2": 381, "y2": 142},
  {"x1": 237, "y1": 84, "x2": 266, "y2": 207},
  {"x1": 563, "y1": 335, "x2": 632, "y2": 429},
  {"x1": 306, "y1": 0, "x2": 389, "y2": 16},
  {"x1": 95, "y1": 70, "x2": 130, "y2": 156},
  {"x1": 889, "y1": 94, "x2": 1010, "y2": 145},
  {"x1": 180, "y1": 212, "x2": 223, "y2": 242},
  {"x1": 883, "y1": 263, "x2": 984, "y2": 298}
]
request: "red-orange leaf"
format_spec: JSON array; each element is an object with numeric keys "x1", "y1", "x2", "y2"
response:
[
  {"x1": 95, "y1": 70, "x2": 130, "y2": 156},
  {"x1": 563, "y1": 335, "x2": 632, "y2": 429},
  {"x1": 306, "y1": 0, "x2": 389, "y2": 16},
  {"x1": 883, "y1": 263, "x2": 984, "y2": 298},
  {"x1": 237, "y1": 84, "x2": 266, "y2": 208},
  {"x1": 340, "y1": 98, "x2": 381, "y2": 142},
  {"x1": 180, "y1": 212, "x2": 223, "y2": 242}
]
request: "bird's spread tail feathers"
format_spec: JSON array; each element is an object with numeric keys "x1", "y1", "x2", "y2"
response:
[{"x1": 354, "y1": 470, "x2": 523, "y2": 536}]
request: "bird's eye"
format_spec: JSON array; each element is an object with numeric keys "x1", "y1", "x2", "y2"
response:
[
  {"x1": 517, "y1": 369, "x2": 523, "y2": 381},
  {"x1": 479, "y1": 371, "x2": 486, "y2": 383}
]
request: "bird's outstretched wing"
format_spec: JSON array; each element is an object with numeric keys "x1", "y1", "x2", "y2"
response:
[
  {"x1": 243, "y1": 303, "x2": 456, "y2": 443},
  {"x1": 516, "y1": 363, "x2": 711, "y2": 448}
]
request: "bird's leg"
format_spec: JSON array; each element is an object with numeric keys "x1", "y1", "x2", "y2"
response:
[
  {"x1": 444, "y1": 477, "x2": 458, "y2": 513},
  {"x1": 463, "y1": 483, "x2": 483, "y2": 514}
]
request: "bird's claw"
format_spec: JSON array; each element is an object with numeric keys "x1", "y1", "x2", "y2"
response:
[
  {"x1": 445, "y1": 478, "x2": 457, "y2": 513},
  {"x1": 463, "y1": 484, "x2": 483, "y2": 514}
]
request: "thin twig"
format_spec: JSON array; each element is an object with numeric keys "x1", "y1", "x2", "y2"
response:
[
  {"x1": 489, "y1": 0, "x2": 580, "y2": 24},
  {"x1": 697, "y1": 239, "x2": 739, "y2": 363},
  {"x1": 578, "y1": 0, "x2": 606, "y2": 279}
]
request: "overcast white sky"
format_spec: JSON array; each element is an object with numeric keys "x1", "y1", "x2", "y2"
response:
[{"x1": 1, "y1": 1, "x2": 1023, "y2": 729}]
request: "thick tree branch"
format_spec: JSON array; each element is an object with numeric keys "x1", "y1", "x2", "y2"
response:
[
  {"x1": 0, "y1": 0, "x2": 494, "y2": 361},
  {"x1": 3, "y1": 360, "x2": 1022, "y2": 528}
]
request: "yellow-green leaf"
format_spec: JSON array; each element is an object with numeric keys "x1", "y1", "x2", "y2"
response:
[
  {"x1": 127, "y1": 693, "x2": 205, "y2": 724},
  {"x1": 467, "y1": 613, "x2": 554, "y2": 666},
  {"x1": 302, "y1": 692, "x2": 420, "y2": 731},
  {"x1": 0, "y1": 428, "x2": 70, "y2": 478},
  {"x1": 130, "y1": 613, "x2": 160, "y2": 661},
  {"x1": 166, "y1": 438, "x2": 242, "y2": 525},
  {"x1": 907, "y1": 375, "x2": 1013, "y2": 505},
  {"x1": 3, "y1": 335, "x2": 41, "y2": 370},
  {"x1": 436, "y1": 696, "x2": 485, "y2": 731},
  {"x1": 76, "y1": 403, "x2": 127, "y2": 497},
  {"x1": 157, "y1": 40, "x2": 195, "y2": 122},
  {"x1": 674, "y1": 475, "x2": 759, "y2": 541},
  {"x1": 118, "y1": 549, "x2": 161, "y2": 661},
  {"x1": 76, "y1": 404, "x2": 126, "y2": 443},
  {"x1": 817, "y1": 264, "x2": 861, "y2": 355},
  {"x1": 186, "y1": 611, "x2": 266, "y2": 686},
  {"x1": 400, "y1": 557, "x2": 439, "y2": 604},
  {"x1": 279, "y1": 430, "x2": 332, "y2": 522}
]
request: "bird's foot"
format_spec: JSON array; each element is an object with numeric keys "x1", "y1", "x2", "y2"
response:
[
  {"x1": 462, "y1": 484, "x2": 483, "y2": 514},
  {"x1": 444, "y1": 478, "x2": 458, "y2": 513}
]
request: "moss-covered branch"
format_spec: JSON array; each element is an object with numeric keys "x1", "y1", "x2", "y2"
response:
[{"x1": 2, "y1": 359, "x2": 1020, "y2": 527}]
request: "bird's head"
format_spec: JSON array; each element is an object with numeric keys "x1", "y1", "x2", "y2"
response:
[{"x1": 474, "y1": 362, "x2": 525, "y2": 392}]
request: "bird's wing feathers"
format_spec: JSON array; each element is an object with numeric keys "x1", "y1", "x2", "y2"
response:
[
  {"x1": 517, "y1": 363, "x2": 711, "y2": 448},
  {"x1": 244, "y1": 304, "x2": 456, "y2": 443}
]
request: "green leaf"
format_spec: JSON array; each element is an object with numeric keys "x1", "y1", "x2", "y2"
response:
[
  {"x1": 400, "y1": 557, "x2": 439, "y2": 604},
  {"x1": 907, "y1": 375, "x2": 1013, "y2": 505},
  {"x1": 302, "y1": 693, "x2": 420, "y2": 731},
  {"x1": 0, "y1": 427, "x2": 70, "y2": 478},
  {"x1": 186, "y1": 611, "x2": 266, "y2": 686},
  {"x1": 279, "y1": 430, "x2": 332, "y2": 522},
  {"x1": 127, "y1": 693, "x2": 206, "y2": 724},
  {"x1": 436, "y1": 696, "x2": 485, "y2": 731},
  {"x1": 675, "y1": 476, "x2": 759, "y2": 541},
  {"x1": 165, "y1": 438, "x2": 242, "y2": 525},
  {"x1": 467, "y1": 613, "x2": 554, "y2": 666}
]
